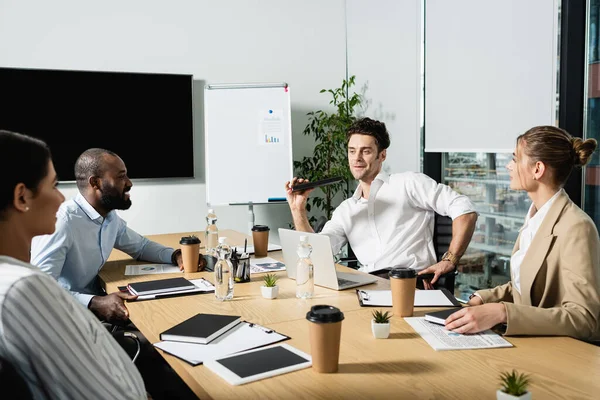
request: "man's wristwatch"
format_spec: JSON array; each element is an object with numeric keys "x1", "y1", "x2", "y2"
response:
[{"x1": 441, "y1": 251, "x2": 460, "y2": 266}]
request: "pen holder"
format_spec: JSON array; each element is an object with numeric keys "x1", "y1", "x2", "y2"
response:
[{"x1": 232, "y1": 253, "x2": 251, "y2": 283}]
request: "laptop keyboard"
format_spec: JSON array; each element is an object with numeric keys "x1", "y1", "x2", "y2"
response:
[{"x1": 337, "y1": 277, "x2": 358, "y2": 287}]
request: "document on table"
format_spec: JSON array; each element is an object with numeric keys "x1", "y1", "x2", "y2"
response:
[
  {"x1": 356, "y1": 289, "x2": 461, "y2": 307},
  {"x1": 125, "y1": 264, "x2": 181, "y2": 276},
  {"x1": 404, "y1": 317, "x2": 513, "y2": 351},
  {"x1": 250, "y1": 257, "x2": 286, "y2": 274},
  {"x1": 241, "y1": 243, "x2": 282, "y2": 254},
  {"x1": 124, "y1": 278, "x2": 215, "y2": 301},
  {"x1": 154, "y1": 321, "x2": 290, "y2": 365}
]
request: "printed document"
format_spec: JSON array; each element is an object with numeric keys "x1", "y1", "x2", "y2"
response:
[
  {"x1": 405, "y1": 317, "x2": 513, "y2": 351},
  {"x1": 250, "y1": 257, "x2": 286, "y2": 274}
]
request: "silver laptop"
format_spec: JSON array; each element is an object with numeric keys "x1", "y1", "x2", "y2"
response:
[{"x1": 278, "y1": 228, "x2": 377, "y2": 290}]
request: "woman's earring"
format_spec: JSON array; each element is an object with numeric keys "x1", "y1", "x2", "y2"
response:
[{"x1": 25, "y1": 207, "x2": 30, "y2": 211}]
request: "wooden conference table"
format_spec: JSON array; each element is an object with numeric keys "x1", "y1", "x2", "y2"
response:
[{"x1": 101, "y1": 230, "x2": 600, "y2": 399}]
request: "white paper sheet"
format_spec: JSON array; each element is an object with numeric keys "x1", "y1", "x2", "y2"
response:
[
  {"x1": 154, "y1": 321, "x2": 288, "y2": 365},
  {"x1": 237, "y1": 243, "x2": 282, "y2": 254},
  {"x1": 125, "y1": 264, "x2": 181, "y2": 276},
  {"x1": 357, "y1": 289, "x2": 458, "y2": 307},
  {"x1": 404, "y1": 317, "x2": 513, "y2": 351},
  {"x1": 250, "y1": 257, "x2": 286, "y2": 274}
]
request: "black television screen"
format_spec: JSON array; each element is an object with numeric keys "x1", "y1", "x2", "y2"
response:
[{"x1": 0, "y1": 67, "x2": 194, "y2": 181}]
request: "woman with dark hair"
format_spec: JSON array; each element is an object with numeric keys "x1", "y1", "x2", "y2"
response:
[
  {"x1": 0, "y1": 130, "x2": 147, "y2": 399},
  {"x1": 444, "y1": 126, "x2": 600, "y2": 341}
]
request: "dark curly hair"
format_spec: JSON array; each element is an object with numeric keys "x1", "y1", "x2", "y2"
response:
[{"x1": 346, "y1": 117, "x2": 391, "y2": 153}]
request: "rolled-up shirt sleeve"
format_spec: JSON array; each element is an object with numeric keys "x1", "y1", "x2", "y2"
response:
[
  {"x1": 114, "y1": 218, "x2": 174, "y2": 264},
  {"x1": 405, "y1": 172, "x2": 476, "y2": 220}
]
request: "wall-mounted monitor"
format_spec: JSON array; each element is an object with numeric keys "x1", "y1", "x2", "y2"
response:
[{"x1": 0, "y1": 67, "x2": 194, "y2": 181}]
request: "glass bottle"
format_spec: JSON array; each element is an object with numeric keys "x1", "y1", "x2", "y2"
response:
[
  {"x1": 296, "y1": 235, "x2": 314, "y2": 299},
  {"x1": 214, "y1": 237, "x2": 234, "y2": 301}
]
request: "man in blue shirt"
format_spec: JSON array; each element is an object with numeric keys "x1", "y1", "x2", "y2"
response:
[{"x1": 31, "y1": 148, "x2": 193, "y2": 324}]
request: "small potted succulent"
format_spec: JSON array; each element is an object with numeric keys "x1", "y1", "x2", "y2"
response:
[
  {"x1": 497, "y1": 370, "x2": 532, "y2": 400},
  {"x1": 371, "y1": 309, "x2": 391, "y2": 339},
  {"x1": 260, "y1": 273, "x2": 279, "y2": 299}
]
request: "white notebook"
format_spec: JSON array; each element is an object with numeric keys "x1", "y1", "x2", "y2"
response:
[
  {"x1": 204, "y1": 343, "x2": 312, "y2": 386},
  {"x1": 154, "y1": 321, "x2": 289, "y2": 365}
]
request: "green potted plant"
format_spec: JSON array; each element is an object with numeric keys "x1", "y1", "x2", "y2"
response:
[
  {"x1": 371, "y1": 309, "x2": 391, "y2": 339},
  {"x1": 497, "y1": 370, "x2": 532, "y2": 400},
  {"x1": 294, "y1": 75, "x2": 362, "y2": 226},
  {"x1": 260, "y1": 273, "x2": 279, "y2": 299}
]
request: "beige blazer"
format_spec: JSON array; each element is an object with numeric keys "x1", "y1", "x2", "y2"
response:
[{"x1": 478, "y1": 191, "x2": 600, "y2": 341}]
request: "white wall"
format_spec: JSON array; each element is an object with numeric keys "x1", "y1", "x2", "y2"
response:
[
  {"x1": 346, "y1": 0, "x2": 422, "y2": 174},
  {"x1": 0, "y1": 0, "x2": 348, "y2": 241},
  {"x1": 0, "y1": 0, "x2": 421, "y2": 241}
]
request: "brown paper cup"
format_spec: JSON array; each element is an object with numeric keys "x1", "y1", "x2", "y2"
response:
[
  {"x1": 180, "y1": 243, "x2": 200, "y2": 273},
  {"x1": 251, "y1": 225, "x2": 270, "y2": 257},
  {"x1": 306, "y1": 305, "x2": 344, "y2": 373},
  {"x1": 308, "y1": 321, "x2": 342, "y2": 373},
  {"x1": 389, "y1": 268, "x2": 417, "y2": 317}
]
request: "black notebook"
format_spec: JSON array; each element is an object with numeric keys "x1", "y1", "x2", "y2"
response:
[
  {"x1": 127, "y1": 277, "x2": 196, "y2": 296},
  {"x1": 160, "y1": 313, "x2": 242, "y2": 344},
  {"x1": 424, "y1": 308, "x2": 462, "y2": 325}
]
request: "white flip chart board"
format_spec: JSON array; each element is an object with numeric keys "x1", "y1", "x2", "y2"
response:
[{"x1": 204, "y1": 83, "x2": 293, "y2": 205}]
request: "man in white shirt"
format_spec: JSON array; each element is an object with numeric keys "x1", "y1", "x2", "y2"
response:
[{"x1": 285, "y1": 117, "x2": 478, "y2": 288}]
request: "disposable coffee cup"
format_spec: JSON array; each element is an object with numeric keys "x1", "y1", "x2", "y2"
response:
[
  {"x1": 306, "y1": 305, "x2": 344, "y2": 373},
  {"x1": 179, "y1": 236, "x2": 201, "y2": 274},
  {"x1": 389, "y1": 267, "x2": 417, "y2": 317},
  {"x1": 251, "y1": 225, "x2": 270, "y2": 257}
]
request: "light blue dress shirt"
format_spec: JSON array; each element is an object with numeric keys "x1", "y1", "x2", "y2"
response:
[{"x1": 31, "y1": 193, "x2": 175, "y2": 307}]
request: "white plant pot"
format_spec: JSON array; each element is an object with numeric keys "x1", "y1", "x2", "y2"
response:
[
  {"x1": 371, "y1": 320, "x2": 390, "y2": 339},
  {"x1": 496, "y1": 390, "x2": 532, "y2": 400},
  {"x1": 261, "y1": 285, "x2": 279, "y2": 299}
]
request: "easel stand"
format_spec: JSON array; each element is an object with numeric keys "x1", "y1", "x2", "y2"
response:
[{"x1": 229, "y1": 201, "x2": 286, "y2": 235}]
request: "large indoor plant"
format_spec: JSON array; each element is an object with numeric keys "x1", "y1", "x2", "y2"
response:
[{"x1": 294, "y1": 75, "x2": 363, "y2": 226}]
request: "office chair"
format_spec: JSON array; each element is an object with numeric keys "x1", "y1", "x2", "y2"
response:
[
  {"x1": 0, "y1": 356, "x2": 32, "y2": 399},
  {"x1": 420, "y1": 213, "x2": 458, "y2": 292},
  {"x1": 111, "y1": 327, "x2": 142, "y2": 363}
]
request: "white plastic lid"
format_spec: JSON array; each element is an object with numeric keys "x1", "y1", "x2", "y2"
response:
[
  {"x1": 218, "y1": 237, "x2": 227, "y2": 244},
  {"x1": 300, "y1": 235, "x2": 308, "y2": 242}
]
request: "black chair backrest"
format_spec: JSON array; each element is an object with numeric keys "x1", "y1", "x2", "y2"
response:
[{"x1": 0, "y1": 356, "x2": 32, "y2": 399}]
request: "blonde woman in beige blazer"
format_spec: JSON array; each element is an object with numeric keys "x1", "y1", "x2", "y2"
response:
[{"x1": 444, "y1": 126, "x2": 600, "y2": 342}]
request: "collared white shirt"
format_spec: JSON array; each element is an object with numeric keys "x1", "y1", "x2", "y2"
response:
[
  {"x1": 320, "y1": 171, "x2": 476, "y2": 272},
  {"x1": 31, "y1": 193, "x2": 175, "y2": 307},
  {"x1": 510, "y1": 189, "x2": 562, "y2": 294}
]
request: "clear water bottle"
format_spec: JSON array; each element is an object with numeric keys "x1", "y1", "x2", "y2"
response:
[
  {"x1": 214, "y1": 237, "x2": 234, "y2": 301},
  {"x1": 296, "y1": 235, "x2": 314, "y2": 299},
  {"x1": 205, "y1": 209, "x2": 219, "y2": 255}
]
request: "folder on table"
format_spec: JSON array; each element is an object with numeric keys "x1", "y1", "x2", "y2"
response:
[
  {"x1": 154, "y1": 321, "x2": 290, "y2": 366},
  {"x1": 356, "y1": 288, "x2": 461, "y2": 307}
]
